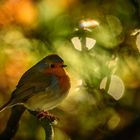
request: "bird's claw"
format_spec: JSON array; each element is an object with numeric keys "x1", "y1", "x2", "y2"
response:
[{"x1": 37, "y1": 111, "x2": 58, "y2": 123}]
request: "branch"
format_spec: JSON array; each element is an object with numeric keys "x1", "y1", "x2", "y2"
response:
[
  {"x1": 0, "y1": 106, "x2": 54, "y2": 140},
  {"x1": 40, "y1": 117, "x2": 54, "y2": 140},
  {"x1": 0, "y1": 105, "x2": 25, "y2": 140},
  {"x1": 29, "y1": 110, "x2": 54, "y2": 140}
]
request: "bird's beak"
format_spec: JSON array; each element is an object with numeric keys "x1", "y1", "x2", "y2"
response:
[{"x1": 62, "y1": 64, "x2": 67, "y2": 67}]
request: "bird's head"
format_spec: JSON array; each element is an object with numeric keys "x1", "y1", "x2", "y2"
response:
[{"x1": 39, "y1": 54, "x2": 67, "y2": 76}]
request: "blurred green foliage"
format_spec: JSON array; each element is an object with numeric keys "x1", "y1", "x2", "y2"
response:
[{"x1": 0, "y1": 0, "x2": 140, "y2": 140}]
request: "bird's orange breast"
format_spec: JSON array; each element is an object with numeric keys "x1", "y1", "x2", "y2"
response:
[
  {"x1": 43, "y1": 67, "x2": 70, "y2": 93},
  {"x1": 58, "y1": 75, "x2": 70, "y2": 93}
]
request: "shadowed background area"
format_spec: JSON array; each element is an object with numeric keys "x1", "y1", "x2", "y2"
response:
[{"x1": 0, "y1": 0, "x2": 140, "y2": 140}]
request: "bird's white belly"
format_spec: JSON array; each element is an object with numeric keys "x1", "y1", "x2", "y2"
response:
[{"x1": 24, "y1": 91, "x2": 67, "y2": 111}]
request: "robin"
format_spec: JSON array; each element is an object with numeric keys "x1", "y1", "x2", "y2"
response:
[{"x1": 0, "y1": 54, "x2": 70, "y2": 118}]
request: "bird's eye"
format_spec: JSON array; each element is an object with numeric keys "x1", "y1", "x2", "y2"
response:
[
  {"x1": 50, "y1": 64, "x2": 55, "y2": 68},
  {"x1": 62, "y1": 64, "x2": 67, "y2": 67}
]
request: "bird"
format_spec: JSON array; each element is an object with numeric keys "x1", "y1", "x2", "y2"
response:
[{"x1": 0, "y1": 54, "x2": 70, "y2": 117}]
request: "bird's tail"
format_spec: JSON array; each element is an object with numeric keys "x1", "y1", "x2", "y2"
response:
[{"x1": 0, "y1": 100, "x2": 11, "y2": 112}]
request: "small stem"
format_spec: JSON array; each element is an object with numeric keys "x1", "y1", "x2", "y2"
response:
[
  {"x1": 81, "y1": 36, "x2": 87, "y2": 51},
  {"x1": 105, "y1": 75, "x2": 111, "y2": 92}
]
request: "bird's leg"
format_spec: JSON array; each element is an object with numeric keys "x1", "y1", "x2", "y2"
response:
[{"x1": 37, "y1": 111, "x2": 58, "y2": 122}]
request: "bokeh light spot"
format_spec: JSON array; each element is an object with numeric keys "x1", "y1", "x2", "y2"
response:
[
  {"x1": 71, "y1": 37, "x2": 82, "y2": 51},
  {"x1": 80, "y1": 19, "x2": 99, "y2": 28},
  {"x1": 106, "y1": 15, "x2": 123, "y2": 36},
  {"x1": 71, "y1": 37, "x2": 96, "y2": 51},
  {"x1": 136, "y1": 33, "x2": 140, "y2": 53},
  {"x1": 86, "y1": 37, "x2": 96, "y2": 50},
  {"x1": 100, "y1": 75, "x2": 125, "y2": 100},
  {"x1": 108, "y1": 114, "x2": 121, "y2": 130}
]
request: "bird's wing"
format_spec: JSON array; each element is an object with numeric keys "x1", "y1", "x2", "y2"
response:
[
  {"x1": 16, "y1": 65, "x2": 39, "y2": 88},
  {"x1": 0, "y1": 86, "x2": 35, "y2": 112},
  {"x1": 11, "y1": 69, "x2": 54, "y2": 102}
]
